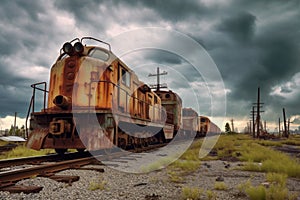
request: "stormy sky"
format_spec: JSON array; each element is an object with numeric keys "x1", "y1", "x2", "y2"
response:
[{"x1": 0, "y1": 0, "x2": 299, "y2": 132}]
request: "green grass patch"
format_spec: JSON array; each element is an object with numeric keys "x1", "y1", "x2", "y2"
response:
[
  {"x1": 240, "y1": 143, "x2": 300, "y2": 178},
  {"x1": 171, "y1": 159, "x2": 201, "y2": 172},
  {"x1": 181, "y1": 186, "x2": 203, "y2": 200},
  {"x1": 245, "y1": 185, "x2": 266, "y2": 200},
  {"x1": 206, "y1": 190, "x2": 217, "y2": 200},
  {"x1": 0, "y1": 141, "x2": 9, "y2": 146},
  {"x1": 167, "y1": 170, "x2": 184, "y2": 183},
  {"x1": 281, "y1": 139, "x2": 300, "y2": 146},
  {"x1": 214, "y1": 181, "x2": 228, "y2": 190},
  {"x1": 0, "y1": 144, "x2": 54, "y2": 159},
  {"x1": 258, "y1": 140, "x2": 283, "y2": 147},
  {"x1": 237, "y1": 174, "x2": 298, "y2": 200}
]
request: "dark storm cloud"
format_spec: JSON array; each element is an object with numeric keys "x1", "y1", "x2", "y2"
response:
[
  {"x1": 0, "y1": 0, "x2": 299, "y2": 130},
  {"x1": 134, "y1": 0, "x2": 208, "y2": 21},
  {"x1": 0, "y1": 1, "x2": 62, "y2": 118},
  {"x1": 217, "y1": 12, "x2": 256, "y2": 43},
  {"x1": 144, "y1": 50, "x2": 183, "y2": 65},
  {"x1": 201, "y1": 1, "x2": 300, "y2": 119},
  {"x1": 53, "y1": 0, "x2": 104, "y2": 27}
]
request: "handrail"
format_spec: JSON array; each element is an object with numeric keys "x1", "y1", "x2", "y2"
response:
[
  {"x1": 81, "y1": 37, "x2": 111, "y2": 51},
  {"x1": 25, "y1": 82, "x2": 48, "y2": 138},
  {"x1": 25, "y1": 96, "x2": 34, "y2": 139},
  {"x1": 30, "y1": 82, "x2": 48, "y2": 112}
]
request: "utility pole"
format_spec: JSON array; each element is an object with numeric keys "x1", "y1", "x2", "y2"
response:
[
  {"x1": 283, "y1": 108, "x2": 288, "y2": 138},
  {"x1": 251, "y1": 106, "x2": 255, "y2": 138},
  {"x1": 14, "y1": 112, "x2": 17, "y2": 136},
  {"x1": 231, "y1": 119, "x2": 234, "y2": 133},
  {"x1": 148, "y1": 67, "x2": 168, "y2": 91},
  {"x1": 256, "y1": 87, "x2": 260, "y2": 138},
  {"x1": 287, "y1": 118, "x2": 291, "y2": 137},
  {"x1": 278, "y1": 118, "x2": 281, "y2": 136},
  {"x1": 253, "y1": 87, "x2": 264, "y2": 138}
]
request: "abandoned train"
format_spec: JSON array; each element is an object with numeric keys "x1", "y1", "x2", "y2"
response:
[{"x1": 26, "y1": 37, "x2": 220, "y2": 154}]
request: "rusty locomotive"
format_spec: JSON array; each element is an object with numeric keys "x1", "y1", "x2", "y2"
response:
[{"x1": 26, "y1": 37, "x2": 220, "y2": 154}]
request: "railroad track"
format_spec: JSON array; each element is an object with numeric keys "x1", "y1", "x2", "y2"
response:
[
  {"x1": 0, "y1": 151, "x2": 92, "y2": 169},
  {"x1": 0, "y1": 143, "x2": 168, "y2": 193},
  {"x1": 0, "y1": 149, "x2": 132, "y2": 193}
]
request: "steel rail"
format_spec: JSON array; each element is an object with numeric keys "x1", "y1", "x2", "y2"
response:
[
  {"x1": 0, "y1": 151, "x2": 91, "y2": 169},
  {"x1": 0, "y1": 156, "x2": 98, "y2": 188},
  {"x1": 0, "y1": 150, "x2": 132, "y2": 189}
]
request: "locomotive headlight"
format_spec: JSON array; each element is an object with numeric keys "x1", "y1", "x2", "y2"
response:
[
  {"x1": 62, "y1": 42, "x2": 74, "y2": 55},
  {"x1": 74, "y1": 42, "x2": 84, "y2": 54}
]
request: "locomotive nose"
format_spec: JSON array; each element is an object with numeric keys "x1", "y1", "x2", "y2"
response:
[{"x1": 53, "y1": 95, "x2": 71, "y2": 109}]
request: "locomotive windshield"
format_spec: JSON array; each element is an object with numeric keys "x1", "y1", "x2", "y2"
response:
[{"x1": 88, "y1": 48, "x2": 110, "y2": 61}]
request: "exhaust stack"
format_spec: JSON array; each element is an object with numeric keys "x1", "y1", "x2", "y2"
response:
[{"x1": 53, "y1": 95, "x2": 71, "y2": 109}]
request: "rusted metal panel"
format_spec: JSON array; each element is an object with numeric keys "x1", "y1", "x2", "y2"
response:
[
  {"x1": 43, "y1": 137, "x2": 85, "y2": 149},
  {"x1": 72, "y1": 113, "x2": 115, "y2": 151},
  {"x1": 163, "y1": 124, "x2": 174, "y2": 139},
  {"x1": 26, "y1": 128, "x2": 49, "y2": 150},
  {"x1": 79, "y1": 126, "x2": 114, "y2": 151}
]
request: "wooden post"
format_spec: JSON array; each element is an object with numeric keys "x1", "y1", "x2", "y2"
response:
[
  {"x1": 14, "y1": 112, "x2": 17, "y2": 136},
  {"x1": 256, "y1": 87, "x2": 260, "y2": 138},
  {"x1": 252, "y1": 106, "x2": 255, "y2": 138},
  {"x1": 278, "y1": 118, "x2": 281, "y2": 137},
  {"x1": 287, "y1": 118, "x2": 290, "y2": 138},
  {"x1": 283, "y1": 108, "x2": 287, "y2": 138}
]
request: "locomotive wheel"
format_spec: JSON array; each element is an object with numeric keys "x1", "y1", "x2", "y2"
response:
[{"x1": 55, "y1": 148, "x2": 67, "y2": 154}]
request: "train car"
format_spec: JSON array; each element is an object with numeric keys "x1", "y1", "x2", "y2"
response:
[
  {"x1": 197, "y1": 116, "x2": 210, "y2": 137},
  {"x1": 181, "y1": 108, "x2": 198, "y2": 137},
  {"x1": 207, "y1": 121, "x2": 221, "y2": 135},
  {"x1": 26, "y1": 37, "x2": 174, "y2": 153},
  {"x1": 155, "y1": 90, "x2": 182, "y2": 136},
  {"x1": 198, "y1": 116, "x2": 221, "y2": 136}
]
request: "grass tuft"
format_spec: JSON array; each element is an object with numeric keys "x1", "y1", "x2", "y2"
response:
[
  {"x1": 214, "y1": 181, "x2": 228, "y2": 190},
  {"x1": 240, "y1": 142, "x2": 300, "y2": 178},
  {"x1": 237, "y1": 174, "x2": 298, "y2": 200},
  {"x1": 181, "y1": 186, "x2": 203, "y2": 200},
  {"x1": 88, "y1": 178, "x2": 107, "y2": 191},
  {"x1": 245, "y1": 185, "x2": 266, "y2": 200},
  {"x1": 206, "y1": 190, "x2": 217, "y2": 200},
  {"x1": 0, "y1": 144, "x2": 54, "y2": 159}
]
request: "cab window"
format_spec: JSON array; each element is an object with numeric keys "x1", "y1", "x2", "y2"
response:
[
  {"x1": 88, "y1": 48, "x2": 110, "y2": 61},
  {"x1": 121, "y1": 68, "x2": 131, "y2": 87}
]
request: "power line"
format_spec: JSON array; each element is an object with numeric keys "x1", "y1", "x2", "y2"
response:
[{"x1": 148, "y1": 67, "x2": 168, "y2": 91}]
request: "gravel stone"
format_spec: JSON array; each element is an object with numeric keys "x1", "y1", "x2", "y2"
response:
[{"x1": 0, "y1": 160, "x2": 299, "y2": 200}]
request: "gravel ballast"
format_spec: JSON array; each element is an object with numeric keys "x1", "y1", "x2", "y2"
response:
[{"x1": 1, "y1": 160, "x2": 299, "y2": 200}]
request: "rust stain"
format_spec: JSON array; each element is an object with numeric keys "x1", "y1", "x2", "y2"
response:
[{"x1": 26, "y1": 128, "x2": 49, "y2": 150}]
